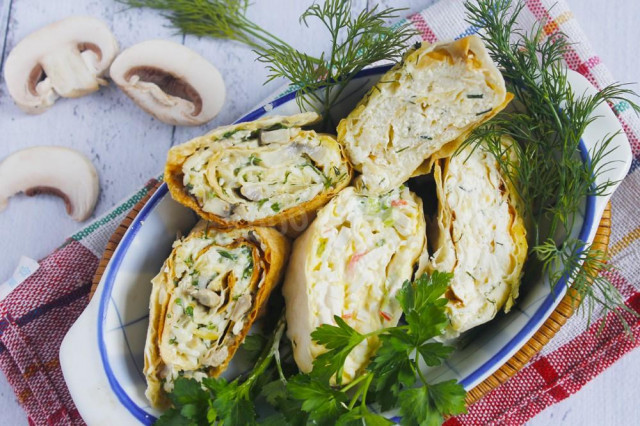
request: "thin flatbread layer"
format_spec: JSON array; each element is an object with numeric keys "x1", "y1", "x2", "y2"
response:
[
  {"x1": 144, "y1": 221, "x2": 289, "y2": 408},
  {"x1": 283, "y1": 186, "x2": 426, "y2": 383},
  {"x1": 419, "y1": 137, "x2": 527, "y2": 338},
  {"x1": 165, "y1": 112, "x2": 352, "y2": 231},
  {"x1": 337, "y1": 35, "x2": 512, "y2": 194}
]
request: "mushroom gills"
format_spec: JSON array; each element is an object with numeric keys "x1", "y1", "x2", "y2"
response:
[
  {"x1": 3, "y1": 16, "x2": 118, "y2": 113},
  {"x1": 0, "y1": 146, "x2": 100, "y2": 221},
  {"x1": 110, "y1": 40, "x2": 225, "y2": 126},
  {"x1": 125, "y1": 67, "x2": 203, "y2": 115}
]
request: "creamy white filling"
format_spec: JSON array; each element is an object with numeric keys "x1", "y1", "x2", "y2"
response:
[
  {"x1": 303, "y1": 186, "x2": 425, "y2": 380},
  {"x1": 181, "y1": 130, "x2": 348, "y2": 221},
  {"x1": 341, "y1": 43, "x2": 504, "y2": 194},
  {"x1": 438, "y1": 144, "x2": 519, "y2": 335},
  {"x1": 160, "y1": 230, "x2": 260, "y2": 391}
]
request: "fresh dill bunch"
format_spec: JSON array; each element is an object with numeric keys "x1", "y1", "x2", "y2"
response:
[
  {"x1": 534, "y1": 238, "x2": 636, "y2": 334},
  {"x1": 258, "y1": 0, "x2": 417, "y2": 124},
  {"x1": 119, "y1": 0, "x2": 295, "y2": 52},
  {"x1": 119, "y1": 0, "x2": 417, "y2": 125},
  {"x1": 463, "y1": 0, "x2": 640, "y2": 325}
]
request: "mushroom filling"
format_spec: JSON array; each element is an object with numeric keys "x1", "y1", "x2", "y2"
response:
[
  {"x1": 159, "y1": 231, "x2": 265, "y2": 391},
  {"x1": 181, "y1": 126, "x2": 349, "y2": 222},
  {"x1": 124, "y1": 66, "x2": 203, "y2": 115}
]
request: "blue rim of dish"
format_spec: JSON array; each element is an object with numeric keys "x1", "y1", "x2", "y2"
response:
[{"x1": 97, "y1": 64, "x2": 597, "y2": 423}]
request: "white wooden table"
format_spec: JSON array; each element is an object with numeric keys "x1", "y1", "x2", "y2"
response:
[{"x1": 0, "y1": 0, "x2": 638, "y2": 424}]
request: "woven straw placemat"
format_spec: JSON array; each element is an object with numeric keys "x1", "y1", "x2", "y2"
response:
[{"x1": 88, "y1": 181, "x2": 612, "y2": 406}]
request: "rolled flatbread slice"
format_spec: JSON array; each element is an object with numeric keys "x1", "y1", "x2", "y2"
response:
[
  {"x1": 420, "y1": 137, "x2": 527, "y2": 339},
  {"x1": 283, "y1": 186, "x2": 426, "y2": 383},
  {"x1": 144, "y1": 221, "x2": 289, "y2": 408},
  {"x1": 165, "y1": 112, "x2": 352, "y2": 230},
  {"x1": 337, "y1": 35, "x2": 512, "y2": 194}
]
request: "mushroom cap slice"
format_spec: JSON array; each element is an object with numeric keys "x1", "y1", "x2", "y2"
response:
[
  {"x1": 0, "y1": 146, "x2": 100, "y2": 222},
  {"x1": 110, "y1": 40, "x2": 226, "y2": 126},
  {"x1": 3, "y1": 16, "x2": 119, "y2": 114}
]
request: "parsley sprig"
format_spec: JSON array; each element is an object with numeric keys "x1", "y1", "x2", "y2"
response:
[
  {"x1": 156, "y1": 315, "x2": 286, "y2": 426},
  {"x1": 269, "y1": 272, "x2": 466, "y2": 425},
  {"x1": 155, "y1": 273, "x2": 466, "y2": 425}
]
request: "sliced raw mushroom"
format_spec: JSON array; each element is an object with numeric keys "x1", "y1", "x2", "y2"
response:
[
  {"x1": 3, "y1": 16, "x2": 119, "y2": 114},
  {"x1": 110, "y1": 40, "x2": 226, "y2": 126},
  {"x1": 0, "y1": 147, "x2": 100, "y2": 221}
]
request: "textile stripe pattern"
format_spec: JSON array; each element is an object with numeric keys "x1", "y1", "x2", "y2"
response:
[{"x1": 1, "y1": 0, "x2": 640, "y2": 424}]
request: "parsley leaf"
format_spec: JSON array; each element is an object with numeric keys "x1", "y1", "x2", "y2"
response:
[
  {"x1": 368, "y1": 331, "x2": 416, "y2": 410},
  {"x1": 204, "y1": 378, "x2": 257, "y2": 426},
  {"x1": 398, "y1": 380, "x2": 467, "y2": 426},
  {"x1": 287, "y1": 374, "x2": 348, "y2": 424},
  {"x1": 396, "y1": 271, "x2": 452, "y2": 343},
  {"x1": 418, "y1": 342, "x2": 455, "y2": 367},
  {"x1": 336, "y1": 405, "x2": 394, "y2": 426},
  {"x1": 310, "y1": 316, "x2": 367, "y2": 384}
]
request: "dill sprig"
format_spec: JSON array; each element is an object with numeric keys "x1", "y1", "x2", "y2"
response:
[
  {"x1": 119, "y1": 0, "x2": 295, "y2": 52},
  {"x1": 463, "y1": 0, "x2": 640, "y2": 325},
  {"x1": 534, "y1": 239, "x2": 635, "y2": 334},
  {"x1": 119, "y1": 0, "x2": 417, "y2": 125},
  {"x1": 258, "y1": 1, "x2": 416, "y2": 124}
]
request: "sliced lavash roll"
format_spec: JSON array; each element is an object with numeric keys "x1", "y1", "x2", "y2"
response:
[
  {"x1": 419, "y1": 137, "x2": 527, "y2": 339},
  {"x1": 165, "y1": 112, "x2": 352, "y2": 232},
  {"x1": 144, "y1": 221, "x2": 289, "y2": 408},
  {"x1": 337, "y1": 35, "x2": 512, "y2": 195},
  {"x1": 283, "y1": 186, "x2": 426, "y2": 383}
]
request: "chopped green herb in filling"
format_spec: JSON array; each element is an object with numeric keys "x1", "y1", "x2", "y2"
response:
[{"x1": 218, "y1": 250, "x2": 238, "y2": 261}]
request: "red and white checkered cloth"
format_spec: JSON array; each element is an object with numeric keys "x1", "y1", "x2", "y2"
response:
[{"x1": 2, "y1": 0, "x2": 640, "y2": 424}]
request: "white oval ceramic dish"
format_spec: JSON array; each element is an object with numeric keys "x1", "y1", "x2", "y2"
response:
[{"x1": 60, "y1": 65, "x2": 631, "y2": 425}]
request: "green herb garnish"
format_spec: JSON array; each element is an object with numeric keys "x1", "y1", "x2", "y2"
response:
[
  {"x1": 155, "y1": 274, "x2": 465, "y2": 425},
  {"x1": 223, "y1": 129, "x2": 241, "y2": 139},
  {"x1": 218, "y1": 250, "x2": 238, "y2": 261},
  {"x1": 475, "y1": 108, "x2": 493, "y2": 116},
  {"x1": 248, "y1": 154, "x2": 262, "y2": 166},
  {"x1": 463, "y1": 0, "x2": 640, "y2": 327},
  {"x1": 285, "y1": 272, "x2": 466, "y2": 424},
  {"x1": 120, "y1": 0, "x2": 417, "y2": 126},
  {"x1": 185, "y1": 305, "x2": 194, "y2": 318},
  {"x1": 257, "y1": 198, "x2": 269, "y2": 208},
  {"x1": 155, "y1": 315, "x2": 287, "y2": 426},
  {"x1": 271, "y1": 202, "x2": 281, "y2": 212}
]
